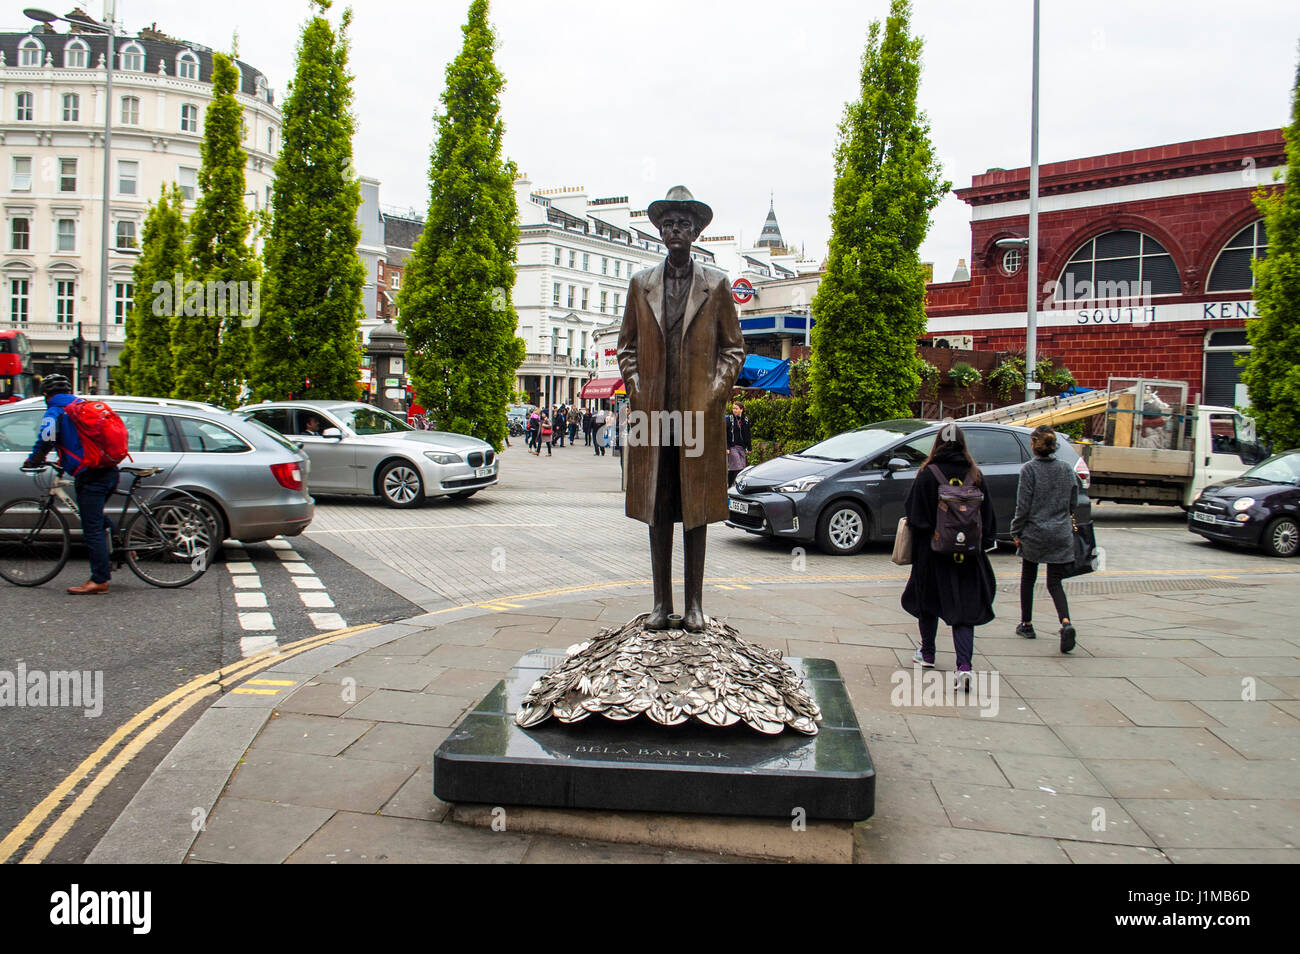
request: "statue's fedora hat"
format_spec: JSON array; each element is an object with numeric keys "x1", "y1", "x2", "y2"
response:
[{"x1": 647, "y1": 185, "x2": 713, "y2": 232}]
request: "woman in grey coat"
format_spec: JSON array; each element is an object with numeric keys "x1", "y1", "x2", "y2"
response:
[{"x1": 1009, "y1": 425, "x2": 1080, "y2": 653}]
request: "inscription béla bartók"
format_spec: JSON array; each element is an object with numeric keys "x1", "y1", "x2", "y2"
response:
[{"x1": 573, "y1": 744, "x2": 730, "y2": 760}]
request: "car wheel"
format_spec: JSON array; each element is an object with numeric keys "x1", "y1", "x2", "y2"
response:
[
  {"x1": 1263, "y1": 516, "x2": 1299, "y2": 558},
  {"x1": 450, "y1": 489, "x2": 478, "y2": 500},
  {"x1": 180, "y1": 495, "x2": 226, "y2": 543},
  {"x1": 816, "y1": 500, "x2": 868, "y2": 556},
  {"x1": 378, "y1": 461, "x2": 425, "y2": 508}
]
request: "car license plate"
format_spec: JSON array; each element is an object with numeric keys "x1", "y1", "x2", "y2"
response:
[
  {"x1": 475, "y1": 466, "x2": 493, "y2": 478},
  {"x1": 728, "y1": 498, "x2": 749, "y2": 514},
  {"x1": 1193, "y1": 511, "x2": 1229, "y2": 526}
]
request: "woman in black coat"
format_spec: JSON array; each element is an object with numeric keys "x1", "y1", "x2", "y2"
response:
[
  {"x1": 901, "y1": 425, "x2": 997, "y2": 691},
  {"x1": 725, "y1": 402, "x2": 752, "y2": 487}
]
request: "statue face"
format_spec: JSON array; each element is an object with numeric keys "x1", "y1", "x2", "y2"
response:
[{"x1": 658, "y1": 213, "x2": 699, "y2": 252}]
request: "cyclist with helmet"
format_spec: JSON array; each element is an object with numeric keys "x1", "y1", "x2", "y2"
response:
[{"x1": 21, "y1": 374, "x2": 120, "y2": 594}]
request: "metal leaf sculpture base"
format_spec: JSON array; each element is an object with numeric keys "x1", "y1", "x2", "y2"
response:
[{"x1": 514, "y1": 614, "x2": 821, "y2": 735}]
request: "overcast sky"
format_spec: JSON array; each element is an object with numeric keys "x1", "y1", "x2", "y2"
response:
[{"x1": 63, "y1": 1, "x2": 1300, "y2": 275}]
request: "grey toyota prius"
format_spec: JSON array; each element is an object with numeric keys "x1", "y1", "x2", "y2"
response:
[{"x1": 726, "y1": 419, "x2": 1092, "y2": 555}]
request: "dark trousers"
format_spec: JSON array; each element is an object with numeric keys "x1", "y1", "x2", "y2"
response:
[
  {"x1": 75, "y1": 468, "x2": 119, "y2": 584},
  {"x1": 1020, "y1": 560, "x2": 1071, "y2": 623},
  {"x1": 918, "y1": 613, "x2": 975, "y2": 670},
  {"x1": 584, "y1": 427, "x2": 592, "y2": 446}
]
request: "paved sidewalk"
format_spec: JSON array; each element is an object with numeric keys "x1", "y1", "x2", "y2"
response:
[{"x1": 86, "y1": 565, "x2": 1300, "y2": 864}]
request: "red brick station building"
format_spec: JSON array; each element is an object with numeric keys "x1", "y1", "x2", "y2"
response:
[{"x1": 925, "y1": 129, "x2": 1287, "y2": 407}]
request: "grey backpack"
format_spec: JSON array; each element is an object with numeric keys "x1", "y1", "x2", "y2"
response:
[{"x1": 928, "y1": 464, "x2": 983, "y2": 558}]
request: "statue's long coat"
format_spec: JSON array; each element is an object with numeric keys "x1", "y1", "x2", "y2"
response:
[{"x1": 617, "y1": 261, "x2": 745, "y2": 530}]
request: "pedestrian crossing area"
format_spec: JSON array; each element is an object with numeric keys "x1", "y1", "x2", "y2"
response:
[{"x1": 224, "y1": 537, "x2": 348, "y2": 657}]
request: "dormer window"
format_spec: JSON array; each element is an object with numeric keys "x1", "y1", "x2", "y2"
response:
[
  {"x1": 177, "y1": 51, "x2": 199, "y2": 80},
  {"x1": 119, "y1": 41, "x2": 145, "y2": 73},
  {"x1": 18, "y1": 37, "x2": 43, "y2": 67},
  {"x1": 64, "y1": 38, "x2": 88, "y2": 69}
]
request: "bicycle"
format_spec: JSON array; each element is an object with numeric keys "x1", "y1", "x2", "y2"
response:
[{"x1": 0, "y1": 464, "x2": 215, "y2": 588}]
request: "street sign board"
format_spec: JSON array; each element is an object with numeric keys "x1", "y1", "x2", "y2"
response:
[{"x1": 731, "y1": 279, "x2": 755, "y2": 304}]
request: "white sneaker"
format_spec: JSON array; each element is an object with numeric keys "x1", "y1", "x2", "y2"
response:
[{"x1": 912, "y1": 649, "x2": 935, "y2": 669}]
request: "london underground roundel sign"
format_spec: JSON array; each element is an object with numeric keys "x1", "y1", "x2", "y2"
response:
[{"x1": 731, "y1": 278, "x2": 755, "y2": 304}]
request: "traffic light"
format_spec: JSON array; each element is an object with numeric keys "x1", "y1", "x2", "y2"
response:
[{"x1": 69, "y1": 336, "x2": 84, "y2": 361}]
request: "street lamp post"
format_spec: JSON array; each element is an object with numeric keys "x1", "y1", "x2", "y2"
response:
[
  {"x1": 993, "y1": 0, "x2": 1041, "y2": 406},
  {"x1": 25, "y1": 6, "x2": 114, "y2": 394}
]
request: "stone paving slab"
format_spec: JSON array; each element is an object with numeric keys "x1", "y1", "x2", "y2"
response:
[
  {"x1": 286, "y1": 811, "x2": 532, "y2": 864},
  {"x1": 854, "y1": 819, "x2": 1071, "y2": 864},
  {"x1": 224, "y1": 749, "x2": 416, "y2": 813},
  {"x1": 934, "y1": 782, "x2": 1155, "y2": 846},
  {"x1": 188, "y1": 797, "x2": 334, "y2": 865},
  {"x1": 1119, "y1": 799, "x2": 1300, "y2": 849}
]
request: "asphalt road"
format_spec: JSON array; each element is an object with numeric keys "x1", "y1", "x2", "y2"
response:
[{"x1": 0, "y1": 531, "x2": 419, "y2": 862}]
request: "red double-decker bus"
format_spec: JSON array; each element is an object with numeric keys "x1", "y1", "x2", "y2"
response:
[{"x1": 0, "y1": 329, "x2": 34, "y2": 403}]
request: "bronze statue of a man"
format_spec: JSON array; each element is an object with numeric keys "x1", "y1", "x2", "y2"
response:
[{"x1": 617, "y1": 186, "x2": 745, "y2": 633}]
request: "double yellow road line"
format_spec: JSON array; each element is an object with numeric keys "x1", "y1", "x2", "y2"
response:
[{"x1": 0, "y1": 622, "x2": 378, "y2": 865}]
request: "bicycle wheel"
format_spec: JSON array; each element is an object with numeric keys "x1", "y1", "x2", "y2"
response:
[
  {"x1": 0, "y1": 498, "x2": 71, "y2": 586},
  {"x1": 122, "y1": 501, "x2": 213, "y2": 588}
]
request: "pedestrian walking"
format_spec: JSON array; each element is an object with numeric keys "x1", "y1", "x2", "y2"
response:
[
  {"x1": 21, "y1": 375, "x2": 122, "y2": 594},
  {"x1": 554, "y1": 406, "x2": 566, "y2": 448},
  {"x1": 583, "y1": 409, "x2": 594, "y2": 446},
  {"x1": 901, "y1": 424, "x2": 997, "y2": 691},
  {"x1": 568, "y1": 410, "x2": 579, "y2": 445},
  {"x1": 538, "y1": 411, "x2": 553, "y2": 456},
  {"x1": 1010, "y1": 425, "x2": 1080, "y2": 653},
  {"x1": 725, "y1": 401, "x2": 751, "y2": 487},
  {"x1": 527, "y1": 409, "x2": 541, "y2": 453},
  {"x1": 593, "y1": 409, "x2": 606, "y2": 456}
]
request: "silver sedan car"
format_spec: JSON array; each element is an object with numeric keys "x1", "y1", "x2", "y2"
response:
[
  {"x1": 236, "y1": 401, "x2": 499, "y2": 508},
  {"x1": 0, "y1": 396, "x2": 314, "y2": 542}
]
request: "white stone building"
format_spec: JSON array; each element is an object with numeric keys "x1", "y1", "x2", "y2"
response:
[{"x1": 1, "y1": 18, "x2": 279, "y2": 386}]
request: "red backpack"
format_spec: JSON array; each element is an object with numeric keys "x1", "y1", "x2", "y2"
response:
[{"x1": 63, "y1": 400, "x2": 132, "y2": 471}]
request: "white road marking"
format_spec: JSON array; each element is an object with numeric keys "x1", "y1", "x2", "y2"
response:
[
  {"x1": 238, "y1": 612, "x2": 275, "y2": 631},
  {"x1": 300, "y1": 591, "x2": 335, "y2": 608},
  {"x1": 233, "y1": 575, "x2": 262, "y2": 589},
  {"x1": 306, "y1": 522, "x2": 556, "y2": 535},
  {"x1": 291, "y1": 576, "x2": 325, "y2": 589},
  {"x1": 285, "y1": 563, "x2": 314, "y2": 575},
  {"x1": 309, "y1": 612, "x2": 347, "y2": 631},
  {"x1": 234, "y1": 592, "x2": 268, "y2": 608},
  {"x1": 225, "y1": 561, "x2": 257, "y2": 574},
  {"x1": 266, "y1": 539, "x2": 292, "y2": 549},
  {"x1": 275, "y1": 550, "x2": 305, "y2": 562},
  {"x1": 239, "y1": 635, "x2": 276, "y2": 656}
]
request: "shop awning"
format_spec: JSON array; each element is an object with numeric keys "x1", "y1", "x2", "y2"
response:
[{"x1": 580, "y1": 376, "x2": 623, "y2": 400}]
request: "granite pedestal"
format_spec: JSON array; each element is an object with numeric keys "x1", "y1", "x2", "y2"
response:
[{"x1": 433, "y1": 650, "x2": 875, "y2": 821}]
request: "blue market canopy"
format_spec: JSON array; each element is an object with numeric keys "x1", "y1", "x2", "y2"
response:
[{"x1": 737, "y1": 354, "x2": 791, "y2": 395}]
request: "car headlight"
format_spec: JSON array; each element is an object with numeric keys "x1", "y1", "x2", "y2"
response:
[
  {"x1": 424, "y1": 451, "x2": 461, "y2": 465},
  {"x1": 1231, "y1": 497, "x2": 1255, "y2": 512},
  {"x1": 776, "y1": 475, "x2": 826, "y2": 493}
]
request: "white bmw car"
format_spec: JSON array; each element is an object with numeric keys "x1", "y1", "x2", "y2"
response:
[{"x1": 236, "y1": 401, "x2": 498, "y2": 508}]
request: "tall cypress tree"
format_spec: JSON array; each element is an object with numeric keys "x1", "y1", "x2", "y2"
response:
[
  {"x1": 397, "y1": 0, "x2": 523, "y2": 451},
  {"x1": 117, "y1": 184, "x2": 186, "y2": 397},
  {"x1": 1241, "y1": 49, "x2": 1300, "y2": 446},
  {"x1": 250, "y1": 1, "x2": 364, "y2": 402},
  {"x1": 809, "y1": 0, "x2": 949, "y2": 436},
  {"x1": 171, "y1": 53, "x2": 258, "y2": 406}
]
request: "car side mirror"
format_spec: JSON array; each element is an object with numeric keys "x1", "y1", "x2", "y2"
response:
[
  {"x1": 886, "y1": 458, "x2": 909, "y2": 474},
  {"x1": 322, "y1": 427, "x2": 343, "y2": 440}
]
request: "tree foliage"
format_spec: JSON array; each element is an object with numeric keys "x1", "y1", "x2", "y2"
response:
[
  {"x1": 809, "y1": 0, "x2": 949, "y2": 437},
  {"x1": 171, "y1": 53, "x2": 258, "y2": 406},
  {"x1": 117, "y1": 185, "x2": 187, "y2": 397},
  {"x1": 397, "y1": 0, "x2": 524, "y2": 451},
  {"x1": 1242, "y1": 49, "x2": 1300, "y2": 447},
  {"x1": 250, "y1": 1, "x2": 364, "y2": 402}
]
